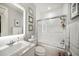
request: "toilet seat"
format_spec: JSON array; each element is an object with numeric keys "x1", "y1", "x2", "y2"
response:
[{"x1": 35, "y1": 46, "x2": 46, "y2": 56}]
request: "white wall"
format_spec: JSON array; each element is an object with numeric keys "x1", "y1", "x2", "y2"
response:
[
  {"x1": 69, "y1": 21, "x2": 79, "y2": 55},
  {"x1": 63, "y1": 4, "x2": 79, "y2": 56},
  {"x1": 20, "y1": 3, "x2": 36, "y2": 41},
  {"x1": 36, "y1": 7, "x2": 63, "y2": 20}
]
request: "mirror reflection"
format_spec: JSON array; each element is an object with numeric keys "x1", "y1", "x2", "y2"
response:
[{"x1": 0, "y1": 3, "x2": 23, "y2": 37}]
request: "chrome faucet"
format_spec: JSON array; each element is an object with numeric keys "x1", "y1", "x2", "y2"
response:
[
  {"x1": 7, "y1": 40, "x2": 15, "y2": 45},
  {"x1": 60, "y1": 40, "x2": 65, "y2": 45}
]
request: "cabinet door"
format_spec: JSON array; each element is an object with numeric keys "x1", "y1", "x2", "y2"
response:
[{"x1": 22, "y1": 47, "x2": 35, "y2": 56}]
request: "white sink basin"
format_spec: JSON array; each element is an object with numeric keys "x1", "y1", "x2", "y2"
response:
[
  {"x1": 0, "y1": 41, "x2": 31, "y2": 56},
  {"x1": 0, "y1": 45, "x2": 9, "y2": 51}
]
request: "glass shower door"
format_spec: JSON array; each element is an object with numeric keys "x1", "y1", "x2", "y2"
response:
[{"x1": 37, "y1": 18, "x2": 64, "y2": 48}]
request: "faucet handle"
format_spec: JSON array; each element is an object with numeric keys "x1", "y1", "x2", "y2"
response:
[
  {"x1": 10, "y1": 40, "x2": 11, "y2": 44},
  {"x1": 17, "y1": 37, "x2": 20, "y2": 41},
  {"x1": 10, "y1": 40, "x2": 15, "y2": 44},
  {"x1": 60, "y1": 40, "x2": 65, "y2": 44}
]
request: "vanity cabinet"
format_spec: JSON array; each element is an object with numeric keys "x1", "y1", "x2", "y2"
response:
[
  {"x1": 21, "y1": 46, "x2": 35, "y2": 56},
  {"x1": 11, "y1": 43, "x2": 36, "y2": 56}
]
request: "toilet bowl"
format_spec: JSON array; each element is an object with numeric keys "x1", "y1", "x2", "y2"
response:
[{"x1": 35, "y1": 46, "x2": 46, "y2": 56}]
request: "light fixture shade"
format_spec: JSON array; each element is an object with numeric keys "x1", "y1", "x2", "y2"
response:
[{"x1": 48, "y1": 7, "x2": 51, "y2": 10}]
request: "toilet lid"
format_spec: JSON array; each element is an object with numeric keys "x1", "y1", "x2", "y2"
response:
[{"x1": 35, "y1": 46, "x2": 45, "y2": 53}]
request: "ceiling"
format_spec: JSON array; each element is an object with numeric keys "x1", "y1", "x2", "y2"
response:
[{"x1": 34, "y1": 3, "x2": 65, "y2": 13}]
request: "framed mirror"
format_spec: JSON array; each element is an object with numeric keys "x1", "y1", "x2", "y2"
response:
[
  {"x1": 0, "y1": 3, "x2": 25, "y2": 37},
  {"x1": 71, "y1": 3, "x2": 79, "y2": 19}
]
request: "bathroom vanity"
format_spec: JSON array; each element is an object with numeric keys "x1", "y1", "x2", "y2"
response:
[
  {"x1": 0, "y1": 3, "x2": 37, "y2": 56},
  {"x1": 0, "y1": 40, "x2": 36, "y2": 56},
  {"x1": 0, "y1": 3, "x2": 30, "y2": 56}
]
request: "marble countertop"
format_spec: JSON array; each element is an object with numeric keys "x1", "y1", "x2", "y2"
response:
[{"x1": 0, "y1": 40, "x2": 36, "y2": 56}]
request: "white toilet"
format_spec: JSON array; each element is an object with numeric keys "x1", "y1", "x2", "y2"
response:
[
  {"x1": 35, "y1": 46, "x2": 46, "y2": 56},
  {"x1": 28, "y1": 35, "x2": 46, "y2": 56}
]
